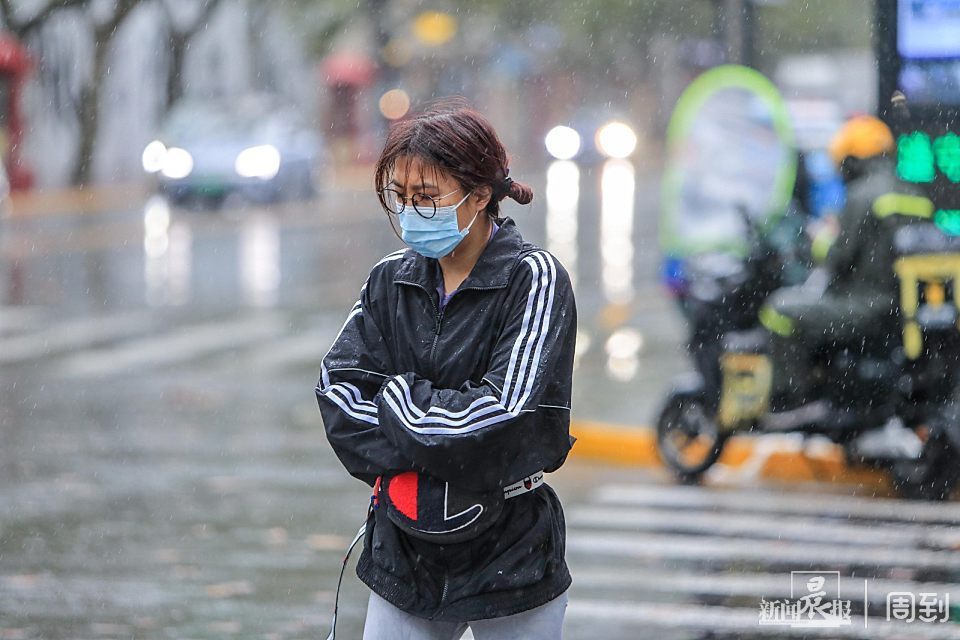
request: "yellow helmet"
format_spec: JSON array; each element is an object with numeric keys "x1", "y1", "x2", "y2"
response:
[{"x1": 828, "y1": 115, "x2": 895, "y2": 167}]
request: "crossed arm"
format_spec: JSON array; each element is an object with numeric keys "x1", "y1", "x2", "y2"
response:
[{"x1": 316, "y1": 252, "x2": 576, "y2": 491}]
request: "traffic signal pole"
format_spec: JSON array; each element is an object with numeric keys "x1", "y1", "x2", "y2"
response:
[{"x1": 712, "y1": 0, "x2": 757, "y2": 68}]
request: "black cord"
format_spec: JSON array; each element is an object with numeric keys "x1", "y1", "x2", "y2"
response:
[{"x1": 325, "y1": 518, "x2": 368, "y2": 640}]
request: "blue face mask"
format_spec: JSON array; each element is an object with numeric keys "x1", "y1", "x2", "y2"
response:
[{"x1": 399, "y1": 190, "x2": 480, "y2": 259}]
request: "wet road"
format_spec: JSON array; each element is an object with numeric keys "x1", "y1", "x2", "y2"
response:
[{"x1": 2, "y1": 164, "x2": 960, "y2": 639}]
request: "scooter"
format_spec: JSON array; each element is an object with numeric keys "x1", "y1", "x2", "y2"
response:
[{"x1": 657, "y1": 218, "x2": 960, "y2": 500}]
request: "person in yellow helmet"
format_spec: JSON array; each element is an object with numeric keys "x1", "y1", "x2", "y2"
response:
[
  {"x1": 827, "y1": 114, "x2": 896, "y2": 170},
  {"x1": 760, "y1": 114, "x2": 933, "y2": 411}
]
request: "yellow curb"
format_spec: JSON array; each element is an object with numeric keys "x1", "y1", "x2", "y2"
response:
[
  {"x1": 569, "y1": 419, "x2": 890, "y2": 488},
  {"x1": 569, "y1": 420, "x2": 661, "y2": 466},
  {"x1": 758, "y1": 449, "x2": 890, "y2": 490}
]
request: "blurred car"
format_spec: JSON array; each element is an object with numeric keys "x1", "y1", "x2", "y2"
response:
[
  {"x1": 543, "y1": 108, "x2": 638, "y2": 164},
  {"x1": 142, "y1": 95, "x2": 325, "y2": 206}
]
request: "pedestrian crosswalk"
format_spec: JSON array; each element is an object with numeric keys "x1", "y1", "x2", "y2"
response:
[
  {"x1": 0, "y1": 305, "x2": 343, "y2": 378},
  {"x1": 563, "y1": 482, "x2": 960, "y2": 639}
]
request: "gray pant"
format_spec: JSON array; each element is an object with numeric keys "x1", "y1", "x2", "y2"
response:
[{"x1": 362, "y1": 591, "x2": 568, "y2": 640}]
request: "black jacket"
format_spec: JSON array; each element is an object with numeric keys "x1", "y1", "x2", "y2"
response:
[
  {"x1": 315, "y1": 217, "x2": 577, "y2": 621},
  {"x1": 826, "y1": 156, "x2": 931, "y2": 300}
]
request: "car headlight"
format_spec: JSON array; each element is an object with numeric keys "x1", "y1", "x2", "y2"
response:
[
  {"x1": 235, "y1": 145, "x2": 281, "y2": 180},
  {"x1": 142, "y1": 140, "x2": 167, "y2": 173},
  {"x1": 160, "y1": 147, "x2": 194, "y2": 180},
  {"x1": 595, "y1": 122, "x2": 637, "y2": 159},
  {"x1": 544, "y1": 125, "x2": 581, "y2": 160}
]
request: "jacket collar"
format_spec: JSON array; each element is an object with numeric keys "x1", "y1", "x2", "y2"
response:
[{"x1": 393, "y1": 217, "x2": 524, "y2": 290}]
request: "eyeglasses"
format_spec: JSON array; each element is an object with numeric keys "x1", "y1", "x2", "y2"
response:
[{"x1": 379, "y1": 187, "x2": 462, "y2": 219}]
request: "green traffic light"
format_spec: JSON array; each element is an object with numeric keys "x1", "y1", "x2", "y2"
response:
[
  {"x1": 934, "y1": 133, "x2": 960, "y2": 183},
  {"x1": 934, "y1": 209, "x2": 960, "y2": 236},
  {"x1": 898, "y1": 132, "x2": 935, "y2": 183}
]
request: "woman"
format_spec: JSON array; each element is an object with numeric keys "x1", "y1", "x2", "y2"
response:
[{"x1": 315, "y1": 97, "x2": 577, "y2": 640}]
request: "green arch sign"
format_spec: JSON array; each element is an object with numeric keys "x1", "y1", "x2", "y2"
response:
[{"x1": 660, "y1": 64, "x2": 797, "y2": 258}]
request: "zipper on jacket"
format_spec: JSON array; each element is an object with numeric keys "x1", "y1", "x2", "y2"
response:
[
  {"x1": 396, "y1": 280, "x2": 444, "y2": 378},
  {"x1": 397, "y1": 281, "x2": 442, "y2": 328},
  {"x1": 429, "y1": 308, "x2": 444, "y2": 371},
  {"x1": 397, "y1": 280, "x2": 505, "y2": 378},
  {"x1": 437, "y1": 573, "x2": 450, "y2": 616},
  {"x1": 430, "y1": 284, "x2": 507, "y2": 372}
]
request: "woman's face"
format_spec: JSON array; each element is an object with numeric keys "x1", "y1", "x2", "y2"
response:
[{"x1": 392, "y1": 155, "x2": 488, "y2": 229}]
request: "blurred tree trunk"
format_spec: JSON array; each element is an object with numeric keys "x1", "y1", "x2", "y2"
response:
[
  {"x1": 160, "y1": 0, "x2": 224, "y2": 109},
  {"x1": 167, "y1": 30, "x2": 188, "y2": 107},
  {"x1": 72, "y1": 32, "x2": 108, "y2": 186},
  {"x1": 71, "y1": 0, "x2": 140, "y2": 185}
]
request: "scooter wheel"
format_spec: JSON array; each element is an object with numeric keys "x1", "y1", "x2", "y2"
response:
[{"x1": 656, "y1": 393, "x2": 727, "y2": 483}]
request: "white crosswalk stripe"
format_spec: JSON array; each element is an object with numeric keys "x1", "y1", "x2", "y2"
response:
[
  {"x1": 0, "y1": 305, "x2": 47, "y2": 336},
  {"x1": 594, "y1": 483, "x2": 960, "y2": 523},
  {"x1": 206, "y1": 319, "x2": 342, "y2": 373},
  {"x1": 565, "y1": 481, "x2": 960, "y2": 639},
  {"x1": 56, "y1": 313, "x2": 289, "y2": 377},
  {"x1": 0, "y1": 311, "x2": 158, "y2": 365},
  {"x1": 569, "y1": 529, "x2": 960, "y2": 569},
  {"x1": 568, "y1": 505, "x2": 960, "y2": 548},
  {"x1": 0, "y1": 306, "x2": 342, "y2": 376}
]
